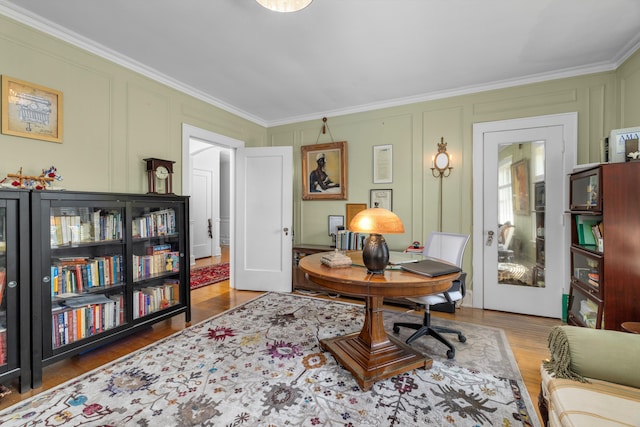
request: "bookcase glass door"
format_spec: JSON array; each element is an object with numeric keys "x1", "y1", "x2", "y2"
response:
[
  {"x1": 47, "y1": 201, "x2": 127, "y2": 353},
  {"x1": 130, "y1": 202, "x2": 184, "y2": 320},
  {"x1": 0, "y1": 203, "x2": 6, "y2": 368}
]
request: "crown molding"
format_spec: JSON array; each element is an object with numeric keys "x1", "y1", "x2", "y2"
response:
[{"x1": 2, "y1": 1, "x2": 639, "y2": 129}]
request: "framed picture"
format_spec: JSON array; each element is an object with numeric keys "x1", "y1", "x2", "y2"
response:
[
  {"x1": 346, "y1": 203, "x2": 367, "y2": 229},
  {"x1": 370, "y1": 189, "x2": 393, "y2": 211},
  {"x1": 328, "y1": 215, "x2": 344, "y2": 236},
  {"x1": 1, "y1": 75, "x2": 63, "y2": 143},
  {"x1": 511, "y1": 160, "x2": 530, "y2": 214},
  {"x1": 301, "y1": 141, "x2": 348, "y2": 200},
  {"x1": 608, "y1": 126, "x2": 640, "y2": 163},
  {"x1": 373, "y1": 144, "x2": 393, "y2": 183}
]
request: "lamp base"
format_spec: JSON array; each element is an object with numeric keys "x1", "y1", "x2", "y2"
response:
[{"x1": 362, "y1": 234, "x2": 389, "y2": 274}]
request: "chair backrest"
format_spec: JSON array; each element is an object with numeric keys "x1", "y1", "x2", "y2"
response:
[
  {"x1": 422, "y1": 232, "x2": 469, "y2": 268},
  {"x1": 499, "y1": 223, "x2": 515, "y2": 249}
]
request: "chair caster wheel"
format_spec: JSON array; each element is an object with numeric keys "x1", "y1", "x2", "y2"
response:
[
  {"x1": 458, "y1": 335, "x2": 466, "y2": 343},
  {"x1": 446, "y1": 349, "x2": 455, "y2": 359},
  {"x1": 393, "y1": 326, "x2": 400, "y2": 333}
]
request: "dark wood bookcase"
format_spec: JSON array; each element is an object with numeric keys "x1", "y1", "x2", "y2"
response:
[
  {"x1": 0, "y1": 189, "x2": 31, "y2": 392},
  {"x1": 30, "y1": 191, "x2": 190, "y2": 387},
  {"x1": 567, "y1": 163, "x2": 640, "y2": 330}
]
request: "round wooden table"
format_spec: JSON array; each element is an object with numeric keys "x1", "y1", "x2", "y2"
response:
[
  {"x1": 299, "y1": 251, "x2": 459, "y2": 391},
  {"x1": 621, "y1": 322, "x2": 640, "y2": 334}
]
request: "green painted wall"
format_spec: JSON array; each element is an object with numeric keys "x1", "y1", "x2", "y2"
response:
[
  {"x1": 270, "y1": 50, "x2": 640, "y2": 284},
  {"x1": 2, "y1": 12, "x2": 639, "y2": 291},
  {"x1": 0, "y1": 14, "x2": 267, "y2": 194}
]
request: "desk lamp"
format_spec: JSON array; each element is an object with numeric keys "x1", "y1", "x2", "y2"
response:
[{"x1": 349, "y1": 204, "x2": 405, "y2": 274}]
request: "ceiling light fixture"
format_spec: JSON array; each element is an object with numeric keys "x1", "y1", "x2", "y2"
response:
[{"x1": 256, "y1": 0, "x2": 313, "y2": 13}]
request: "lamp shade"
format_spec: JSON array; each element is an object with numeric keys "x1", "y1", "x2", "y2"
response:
[
  {"x1": 349, "y1": 207, "x2": 404, "y2": 274},
  {"x1": 256, "y1": 0, "x2": 313, "y2": 12},
  {"x1": 349, "y1": 207, "x2": 405, "y2": 234}
]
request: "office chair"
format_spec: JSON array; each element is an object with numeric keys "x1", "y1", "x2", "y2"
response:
[
  {"x1": 392, "y1": 232, "x2": 470, "y2": 359},
  {"x1": 498, "y1": 222, "x2": 515, "y2": 262}
]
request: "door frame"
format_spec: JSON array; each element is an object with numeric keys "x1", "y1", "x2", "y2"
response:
[
  {"x1": 182, "y1": 123, "x2": 242, "y2": 288},
  {"x1": 471, "y1": 113, "x2": 577, "y2": 311}
]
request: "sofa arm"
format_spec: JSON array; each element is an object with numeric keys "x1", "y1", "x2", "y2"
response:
[{"x1": 543, "y1": 325, "x2": 640, "y2": 389}]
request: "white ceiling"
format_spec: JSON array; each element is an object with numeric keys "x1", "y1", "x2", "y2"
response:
[{"x1": 2, "y1": 0, "x2": 640, "y2": 127}]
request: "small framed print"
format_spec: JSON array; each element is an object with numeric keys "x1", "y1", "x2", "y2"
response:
[
  {"x1": 1, "y1": 75, "x2": 63, "y2": 143},
  {"x1": 373, "y1": 144, "x2": 392, "y2": 183},
  {"x1": 370, "y1": 189, "x2": 393, "y2": 211},
  {"x1": 346, "y1": 203, "x2": 367, "y2": 228},
  {"x1": 328, "y1": 215, "x2": 344, "y2": 236}
]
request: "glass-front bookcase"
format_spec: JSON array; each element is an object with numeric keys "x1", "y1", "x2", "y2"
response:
[
  {"x1": 0, "y1": 189, "x2": 30, "y2": 392},
  {"x1": 31, "y1": 191, "x2": 190, "y2": 387}
]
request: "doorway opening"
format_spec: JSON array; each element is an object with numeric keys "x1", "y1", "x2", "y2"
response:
[{"x1": 182, "y1": 124, "x2": 242, "y2": 288}]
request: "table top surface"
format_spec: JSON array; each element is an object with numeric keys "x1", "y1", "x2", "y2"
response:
[
  {"x1": 621, "y1": 322, "x2": 640, "y2": 334},
  {"x1": 299, "y1": 251, "x2": 457, "y2": 298}
]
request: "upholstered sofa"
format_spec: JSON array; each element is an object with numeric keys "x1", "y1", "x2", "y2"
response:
[{"x1": 539, "y1": 325, "x2": 640, "y2": 426}]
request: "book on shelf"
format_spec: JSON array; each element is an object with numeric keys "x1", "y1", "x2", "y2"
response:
[
  {"x1": 132, "y1": 209, "x2": 177, "y2": 238},
  {"x1": 575, "y1": 215, "x2": 602, "y2": 246},
  {"x1": 0, "y1": 268, "x2": 5, "y2": 303}
]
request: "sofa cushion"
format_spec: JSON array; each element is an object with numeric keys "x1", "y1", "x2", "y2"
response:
[
  {"x1": 541, "y1": 366, "x2": 640, "y2": 427},
  {"x1": 544, "y1": 325, "x2": 640, "y2": 389}
]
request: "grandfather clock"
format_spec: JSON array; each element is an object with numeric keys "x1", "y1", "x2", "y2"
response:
[{"x1": 144, "y1": 158, "x2": 175, "y2": 195}]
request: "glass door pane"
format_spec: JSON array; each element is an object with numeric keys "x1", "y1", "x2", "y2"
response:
[{"x1": 496, "y1": 141, "x2": 545, "y2": 288}]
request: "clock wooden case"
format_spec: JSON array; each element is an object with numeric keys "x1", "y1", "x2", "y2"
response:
[{"x1": 144, "y1": 158, "x2": 175, "y2": 195}]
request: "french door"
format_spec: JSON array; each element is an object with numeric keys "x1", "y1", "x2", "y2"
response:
[{"x1": 472, "y1": 114, "x2": 576, "y2": 318}]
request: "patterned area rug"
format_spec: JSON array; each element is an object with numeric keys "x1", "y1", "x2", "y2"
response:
[
  {"x1": 189, "y1": 263, "x2": 229, "y2": 290},
  {"x1": 0, "y1": 293, "x2": 539, "y2": 426}
]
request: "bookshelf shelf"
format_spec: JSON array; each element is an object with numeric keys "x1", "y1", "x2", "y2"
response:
[
  {"x1": 567, "y1": 163, "x2": 640, "y2": 330},
  {"x1": 31, "y1": 191, "x2": 190, "y2": 387}
]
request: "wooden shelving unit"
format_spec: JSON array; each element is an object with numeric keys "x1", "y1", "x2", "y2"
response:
[{"x1": 567, "y1": 163, "x2": 640, "y2": 330}]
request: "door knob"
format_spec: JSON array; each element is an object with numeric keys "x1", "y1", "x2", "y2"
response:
[
  {"x1": 486, "y1": 230, "x2": 494, "y2": 246},
  {"x1": 283, "y1": 227, "x2": 289, "y2": 236}
]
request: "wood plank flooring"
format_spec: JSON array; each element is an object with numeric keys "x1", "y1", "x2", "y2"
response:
[{"x1": 0, "y1": 249, "x2": 561, "y2": 425}]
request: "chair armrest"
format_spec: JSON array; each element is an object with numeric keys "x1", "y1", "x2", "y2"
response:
[{"x1": 543, "y1": 325, "x2": 640, "y2": 388}]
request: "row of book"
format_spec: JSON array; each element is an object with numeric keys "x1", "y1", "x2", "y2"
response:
[
  {"x1": 132, "y1": 251, "x2": 179, "y2": 281},
  {"x1": 51, "y1": 255, "x2": 123, "y2": 297},
  {"x1": 132, "y1": 209, "x2": 177, "y2": 238},
  {"x1": 50, "y1": 209, "x2": 123, "y2": 247},
  {"x1": 51, "y1": 294, "x2": 124, "y2": 348},
  {"x1": 579, "y1": 298, "x2": 598, "y2": 329},
  {"x1": 133, "y1": 281, "x2": 179, "y2": 319},
  {"x1": 336, "y1": 230, "x2": 367, "y2": 251},
  {"x1": 575, "y1": 215, "x2": 604, "y2": 248}
]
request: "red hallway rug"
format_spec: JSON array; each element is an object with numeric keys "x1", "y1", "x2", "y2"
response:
[{"x1": 190, "y1": 263, "x2": 230, "y2": 290}]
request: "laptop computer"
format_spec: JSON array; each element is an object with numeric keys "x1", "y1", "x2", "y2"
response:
[{"x1": 400, "y1": 258, "x2": 462, "y2": 277}]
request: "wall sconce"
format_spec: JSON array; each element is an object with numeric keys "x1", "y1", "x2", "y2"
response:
[
  {"x1": 431, "y1": 137, "x2": 453, "y2": 178},
  {"x1": 431, "y1": 137, "x2": 454, "y2": 231}
]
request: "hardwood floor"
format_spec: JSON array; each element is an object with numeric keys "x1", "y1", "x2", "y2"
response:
[{"x1": 0, "y1": 247, "x2": 561, "y2": 425}]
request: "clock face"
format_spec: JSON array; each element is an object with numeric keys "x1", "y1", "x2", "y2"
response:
[
  {"x1": 155, "y1": 165, "x2": 170, "y2": 180},
  {"x1": 434, "y1": 152, "x2": 450, "y2": 170}
]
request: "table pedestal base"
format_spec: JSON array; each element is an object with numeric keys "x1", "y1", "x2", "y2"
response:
[{"x1": 320, "y1": 332, "x2": 432, "y2": 391}]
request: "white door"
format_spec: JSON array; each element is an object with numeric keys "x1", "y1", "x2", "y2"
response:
[
  {"x1": 192, "y1": 169, "x2": 213, "y2": 259},
  {"x1": 472, "y1": 114, "x2": 576, "y2": 318},
  {"x1": 234, "y1": 146, "x2": 293, "y2": 292}
]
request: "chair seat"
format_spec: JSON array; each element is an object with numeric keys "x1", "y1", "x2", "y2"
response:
[{"x1": 407, "y1": 291, "x2": 463, "y2": 306}]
